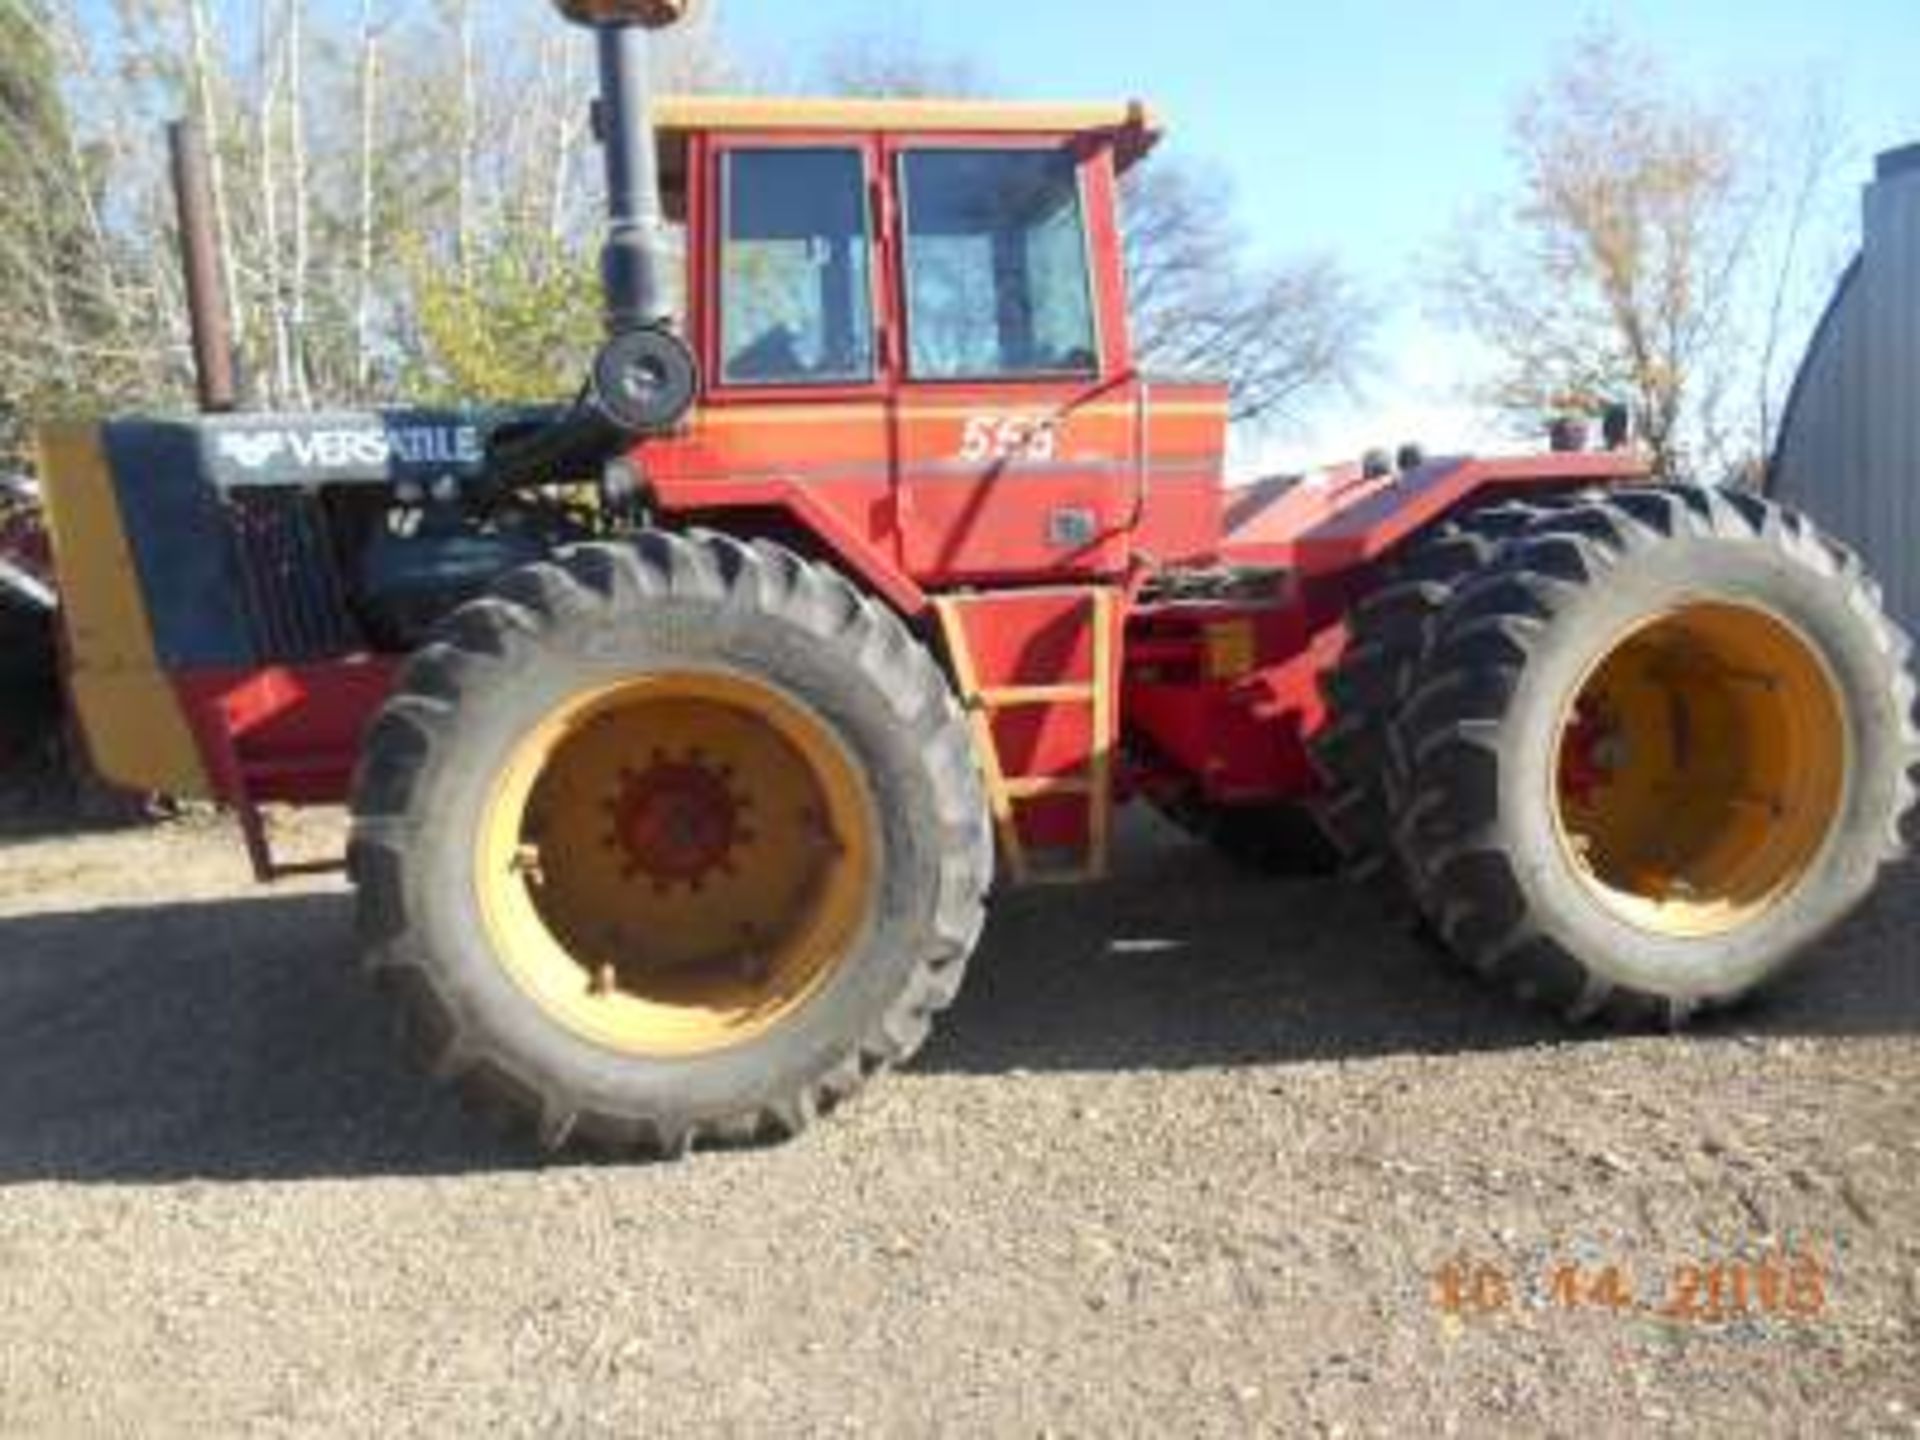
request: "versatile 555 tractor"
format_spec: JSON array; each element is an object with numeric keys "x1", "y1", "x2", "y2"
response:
[{"x1": 31, "y1": 1, "x2": 1919, "y2": 1156}]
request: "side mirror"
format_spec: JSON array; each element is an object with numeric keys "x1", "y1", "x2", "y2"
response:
[{"x1": 552, "y1": 0, "x2": 695, "y2": 28}]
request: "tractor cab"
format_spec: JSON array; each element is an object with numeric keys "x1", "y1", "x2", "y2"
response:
[{"x1": 638, "y1": 98, "x2": 1231, "y2": 592}]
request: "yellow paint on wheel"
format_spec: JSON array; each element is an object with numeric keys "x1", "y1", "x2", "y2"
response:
[
  {"x1": 1552, "y1": 602, "x2": 1849, "y2": 939},
  {"x1": 475, "y1": 673, "x2": 878, "y2": 1058}
]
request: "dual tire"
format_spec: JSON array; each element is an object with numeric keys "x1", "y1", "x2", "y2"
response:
[{"x1": 1316, "y1": 484, "x2": 1919, "y2": 1025}]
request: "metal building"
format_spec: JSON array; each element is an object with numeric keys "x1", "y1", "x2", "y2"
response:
[{"x1": 1773, "y1": 144, "x2": 1920, "y2": 634}]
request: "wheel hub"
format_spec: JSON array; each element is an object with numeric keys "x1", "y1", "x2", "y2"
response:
[
  {"x1": 476, "y1": 673, "x2": 879, "y2": 1059},
  {"x1": 604, "y1": 751, "x2": 754, "y2": 891},
  {"x1": 1552, "y1": 602, "x2": 1848, "y2": 937},
  {"x1": 1558, "y1": 699, "x2": 1627, "y2": 808}
]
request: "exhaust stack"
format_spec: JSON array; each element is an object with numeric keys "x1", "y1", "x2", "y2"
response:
[
  {"x1": 167, "y1": 121, "x2": 239, "y2": 413},
  {"x1": 483, "y1": 1, "x2": 699, "y2": 495},
  {"x1": 596, "y1": 27, "x2": 670, "y2": 334},
  {"x1": 555, "y1": 0, "x2": 695, "y2": 334}
]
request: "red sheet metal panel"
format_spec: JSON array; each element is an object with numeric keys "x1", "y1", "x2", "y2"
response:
[
  {"x1": 1122, "y1": 599, "x2": 1343, "y2": 807},
  {"x1": 174, "y1": 658, "x2": 399, "y2": 806},
  {"x1": 1221, "y1": 452, "x2": 1651, "y2": 577}
]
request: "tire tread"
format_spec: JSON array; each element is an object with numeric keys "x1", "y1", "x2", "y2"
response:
[{"x1": 349, "y1": 530, "x2": 991, "y2": 1159}]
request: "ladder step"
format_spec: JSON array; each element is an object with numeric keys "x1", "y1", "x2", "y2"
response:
[
  {"x1": 1003, "y1": 776, "x2": 1095, "y2": 800},
  {"x1": 932, "y1": 589, "x2": 1116, "y2": 885},
  {"x1": 242, "y1": 754, "x2": 354, "y2": 780},
  {"x1": 975, "y1": 684, "x2": 1098, "y2": 708},
  {"x1": 1021, "y1": 868, "x2": 1098, "y2": 887}
]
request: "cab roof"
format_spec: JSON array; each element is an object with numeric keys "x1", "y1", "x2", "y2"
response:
[{"x1": 652, "y1": 95, "x2": 1163, "y2": 201}]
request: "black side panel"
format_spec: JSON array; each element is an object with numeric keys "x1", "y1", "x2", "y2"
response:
[{"x1": 102, "y1": 420, "x2": 252, "y2": 668}]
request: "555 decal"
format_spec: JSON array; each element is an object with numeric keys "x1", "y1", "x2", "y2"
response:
[{"x1": 957, "y1": 414, "x2": 1060, "y2": 464}]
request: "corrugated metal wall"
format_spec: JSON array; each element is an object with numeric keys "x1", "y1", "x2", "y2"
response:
[{"x1": 1774, "y1": 147, "x2": 1920, "y2": 636}]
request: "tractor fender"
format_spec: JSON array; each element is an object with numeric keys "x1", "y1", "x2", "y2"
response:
[
  {"x1": 657, "y1": 476, "x2": 929, "y2": 616},
  {"x1": 1288, "y1": 452, "x2": 1651, "y2": 579},
  {"x1": 1219, "y1": 450, "x2": 1650, "y2": 581}
]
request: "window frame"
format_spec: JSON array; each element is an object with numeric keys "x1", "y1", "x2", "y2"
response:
[
  {"x1": 893, "y1": 142, "x2": 1108, "y2": 387},
  {"x1": 706, "y1": 137, "x2": 886, "y2": 398}
]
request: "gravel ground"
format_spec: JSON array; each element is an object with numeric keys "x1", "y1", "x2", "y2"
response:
[{"x1": 0, "y1": 806, "x2": 1915, "y2": 1436}]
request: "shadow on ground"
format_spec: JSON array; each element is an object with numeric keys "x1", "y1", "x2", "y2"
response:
[
  {"x1": 0, "y1": 757, "x2": 153, "y2": 843},
  {"x1": 0, "y1": 816, "x2": 1912, "y2": 1186}
]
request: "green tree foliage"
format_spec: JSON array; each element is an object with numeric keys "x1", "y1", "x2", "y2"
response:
[
  {"x1": 403, "y1": 233, "x2": 602, "y2": 403},
  {"x1": 0, "y1": 0, "x2": 729, "y2": 450}
]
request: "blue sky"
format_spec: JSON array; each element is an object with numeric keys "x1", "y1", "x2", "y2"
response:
[{"x1": 726, "y1": 0, "x2": 1919, "y2": 471}]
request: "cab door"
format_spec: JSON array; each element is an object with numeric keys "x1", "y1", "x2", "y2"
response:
[
  {"x1": 885, "y1": 140, "x2": 1138, "y2": 585},
  {"x1": 665, "y1": 136, "x2": 898, "y2": 569}
]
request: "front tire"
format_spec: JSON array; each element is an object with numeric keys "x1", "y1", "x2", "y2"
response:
[
  {"x1": 349, "y1": 531, "x2": 992, "y2": 1157},
  {"x1": 1393, "y1": 486, "x2": 1919, "y2": 1026}
]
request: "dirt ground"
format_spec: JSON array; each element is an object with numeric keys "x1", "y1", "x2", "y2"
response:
[{"x1": 0, "y1": 802, "x2": 1914, "y2": 1436}]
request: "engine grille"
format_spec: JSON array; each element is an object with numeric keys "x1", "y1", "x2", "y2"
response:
[{"x1": 226, "y1": 490, "x2": 364, "y2": 662}]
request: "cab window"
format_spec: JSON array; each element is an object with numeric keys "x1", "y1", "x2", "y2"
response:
[
  {"x1": 899, "y1": 148, "x2": 1100, "y2": 381},
  {"x1": 720, "y1": 148, "x2": 875, "y2": 386}
]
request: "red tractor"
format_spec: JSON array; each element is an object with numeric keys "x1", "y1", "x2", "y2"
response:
[{"x1": 31, "y1": 1, "x2": 1919, "y2": 1156}]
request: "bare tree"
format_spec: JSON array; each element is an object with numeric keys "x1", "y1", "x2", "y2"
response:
[
  {"x1": 817, "y1": 30, "x2": 983, "y2": 100},
  {"x1": 1123, "y1": 161, "x2": 1371, "y2": 427},
  {"x1": 286, "y1": 0, "x2": 313, "y2": 407},
  {"x1": 1431, "y1": 25, "x2": 1833, "y2": 481},
  {"x1": 254, "y1": 0, "x2": 294, "y2": 404},
  {"x1": 451, "y1": 0, "x2": 476, "y2": 287},
  {"x1": 545, "y1": 33, "x2": 581, "y2": 247},
  {"x1": 0, "y1": 1, "x2": 192, "y2": 460},
  {"x1": 1751, "y1": 89, "x2": 1843, "y2": 482},
  {"x1": 353, "y1": 0, "x2": 383, "y2": 394},
  {"x1": 183, "y1": 0, "x2": 243, "y2": 347}
]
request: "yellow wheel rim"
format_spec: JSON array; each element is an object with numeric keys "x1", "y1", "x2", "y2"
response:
[
  {"x1": 1552, "y1": 602, "x2": 1849, "y2": 939},
  {"x1": 475, "y1": 673, "x2": 878, "y2": 1058}
]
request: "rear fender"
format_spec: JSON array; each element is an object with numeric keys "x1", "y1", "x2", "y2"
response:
[{"x1": 1221, "y1": 451, "x2": 1651, "y2": 579}]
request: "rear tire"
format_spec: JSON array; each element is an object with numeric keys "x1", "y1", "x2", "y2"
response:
[
  {"x1": 349, "y1": 531, "x2": 992, "y2": 1157},
  {"x1": 1392, "y1": 486, "x2": 1919, "y2": 1026},
  {"x1": 1310, "y1": 497, "x2": 1574, "y2": 889}
]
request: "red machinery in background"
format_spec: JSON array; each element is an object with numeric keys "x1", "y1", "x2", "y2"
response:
[{"x1": 0, "y1": 474, "x2": 57, "y2": 771}]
